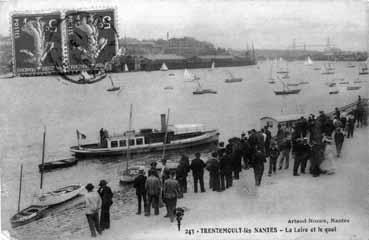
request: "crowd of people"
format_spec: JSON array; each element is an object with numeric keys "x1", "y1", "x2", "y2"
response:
[{"x1": 83, "y1": 96, "x2": 367, "y2": 237}]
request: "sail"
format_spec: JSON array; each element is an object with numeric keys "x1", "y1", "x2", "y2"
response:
[
  {"x1": 304, "y1": 56, "x2": 313, "y2": 65},
  {"x1": 184, "y1": 69, "x2": 194, "y2": 81},
  {"x1": 160, "y1": 62, "x2": 168, "y2": 71},
  {"x1": 124, "y1": 64, "x2": 129, "y2": 72},
  {"x1": 211, "y1": 61, "x2": 215, "y2": 70}
]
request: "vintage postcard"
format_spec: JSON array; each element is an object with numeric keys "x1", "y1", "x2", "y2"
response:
[{"x1": 0, "y1": 0, "x2": 368, "y2": 240}]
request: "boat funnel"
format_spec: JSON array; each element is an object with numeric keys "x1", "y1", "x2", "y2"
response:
[{"x1": 160, "y1": 114, "x2": 167, "y2": 132}]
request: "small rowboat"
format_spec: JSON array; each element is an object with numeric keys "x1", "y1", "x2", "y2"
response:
[
  {"x1": 107, "y1": 86, "x2": 120, "y2": 92},
  {"x1": 33, "y1": 184, "x2": 84, "y2": 206},
  {"x1": 10, "y1": 205, "x2": 48, "y2": 228},
  {"x1": 347, "y1": 86, "x2": 361, "y2": 91},
  {"x1": 38, "y1": 158, "x2": 77, "y2": 171},
  {"x1": 329, "y1": 90, "x2": 339, "y2": 95},
  {"x1": 193, "y1": 89, "x2": 217, "y2": 95},
  {"x1": 225, "y1": 78, "x2": 243, "y2": 83}
]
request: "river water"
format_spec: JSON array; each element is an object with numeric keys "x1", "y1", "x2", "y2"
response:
[{"x1": 0, "y1": 61, "x2": 367, "y2": 239}]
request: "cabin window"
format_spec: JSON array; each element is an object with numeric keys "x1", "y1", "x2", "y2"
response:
[
  {"x1": 111, "y1": 141, "x2": 118, "y2": 148},
  {"x1": 136, "y1": 138, "x2": 143, "y2": 145},
  {"x1": 128, "y1": 139, "x2": 135, "y2": 146},
  {"x1": 119, "y1": 140, "x2": 126, "y2": 147}
]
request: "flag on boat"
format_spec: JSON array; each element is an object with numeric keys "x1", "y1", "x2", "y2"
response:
[{"x1": 76, "y1": 129, "x2": 86, "y2": 139}]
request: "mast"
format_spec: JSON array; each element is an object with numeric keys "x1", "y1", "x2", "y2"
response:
[
  {"x1": 17, "y1": 164, "x2": 23, "y2": 213},
  {"x1": 40, "y1": 127, "x2": 46, "y2": 189},
  {"x1": 109, "y1": 76, "x2": 115, "y2": 87},
  {"x1": 161, "y1": 108, "x2": 170, "y2": 160},
  {"x1": 126, "y1": 104, "x2": 133, "y2": 171}
]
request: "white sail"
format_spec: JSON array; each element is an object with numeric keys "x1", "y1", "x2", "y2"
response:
[
  {"x1": 211, "y1": 61, "x2": 215, "y2": 70},
  {"x1": 184, "y1": 69, "x2": 194, "y2": 81},
  {"x1": 160, "y1": 62, "x2": 168, "y2": 71},
  {"x1": 304, "y1": 56, "x2": 313, "y2": 65},
  {"x1": 124, "y1": 64, "x2": 129, "y2": 72}
]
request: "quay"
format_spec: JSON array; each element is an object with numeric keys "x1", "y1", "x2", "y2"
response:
[{"x1": 74, "y1": 123, "x2": 369, "y2": 240}]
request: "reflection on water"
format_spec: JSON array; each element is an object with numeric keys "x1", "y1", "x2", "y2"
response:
[{"x1": 1, "y1": 61, "x2": 367, "y2": 238}]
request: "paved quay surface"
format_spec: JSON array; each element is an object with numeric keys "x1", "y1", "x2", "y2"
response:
[{"x1": 72, "y1": 126, "x2": 369, "y2": 240}]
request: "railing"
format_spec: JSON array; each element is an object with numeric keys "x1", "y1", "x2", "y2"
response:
[{"x1": 326, "y1": 98, "x2": 368, "y2": 118}]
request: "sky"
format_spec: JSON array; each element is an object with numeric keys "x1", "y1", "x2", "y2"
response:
[{"x1": 0, "y1": 0, "x2": 367, "y2": 51}]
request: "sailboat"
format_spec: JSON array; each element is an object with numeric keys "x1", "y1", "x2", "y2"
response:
[
  {"x1": 107, "y1": 76, "x2": 120, "y2": 92},
  {"x1": 124, "y1": 64, "x2": 129, "y2": 72},
  {"x1": 321, "y1": 63, "x2": 335, "y2": 75},
  {"x1": 184, "y1": 69, "x2": 200, "y2": 82},
  {"x1": 10, "y1": 164, "x2": 48, "y2": 228},
  {"x1": 274, "y1": 77, "x2": 301, "y2": 95},
  {"x1": 329, "y1": 84, "x2": 339, "y2": 95},
  {"x1": 225, "y1": 70, "x2": 243, "y2": 83},
  {"x1": 160, "y1": 62, "x2": 168, "y2": 71},
  {"x1": 119, "y1": 104, "x2": 144, "y2": 184},
  {"x1": 304, "y1": 56, "x2": 313, "y2": 65},
  {"x1": 193, "y1": 79, "x2": 217, "y2": 95},
  {"x1": 209, "y1": 61, "x2": 215, "y2": 71},
  {"x1": 33, "y1": 129, "x2": 83, "y2": 207},
  {"x1": 347, "y1": 62, "x2": 355, "y2": 68},
  {"x1": 268, "y1": 64, "x2": 275, "y2": 84},
  {"x1": 276, "y1": 58, "x2": 289, "y2": 74},
  {"x1": 358, "y1": 63, "x2": 368, "y2": 75}
]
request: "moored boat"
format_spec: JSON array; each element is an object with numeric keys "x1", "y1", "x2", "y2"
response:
[
  {"x1": 10, "y1": 205, "x2": 48, "y2": 228},
  {"x1": 274, "y1": 89, "x2": 301, "y2": 95},
  {"x1": 160, "y1": 62, "x2": 168, "y2": 71},
  {"x1": 193, "y1": 89, "x2": 218, "y2": 94},
  {"x1": 32, "y1": 184, "x2": 84, "y2": 206},
  {"x1": 224, "y1": 70, "x2": 243, "y2": 83},
  {"x1": 38, "y1": 158, "x2": 77, "y2": 171},
  {"x1": 347, "y1": 86, "x2": 361, "y2": 91},
  {"x1": 60, "y1": 71, "x2": 106, "y2": 85},
  {"x1": 70, "y1": 115, "x2": 219, "y2": 158},
  {"x1": 329, "y1": 90, "x2": 339, "y2": 95}
]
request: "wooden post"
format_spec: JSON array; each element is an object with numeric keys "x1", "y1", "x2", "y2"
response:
[
  {"x1": 17, "y1": 164, "x2": 23, "y2": 213},
  {"x1": 40, "y1": 129, "x2": 46, "y2": 189},
  {"x1": 161, "y1": 108, "x2": 170, "y2": 160}
]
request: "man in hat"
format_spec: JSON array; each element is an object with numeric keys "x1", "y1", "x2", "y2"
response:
[
  {"x1": 278, "y1": 134, "x2": 291, "y2": 170},
  {"x1": 148, "y1": 161, "x2": 159, "y2": 178},
  {"x1": 334, "y1": 128, "x2": 345, "y2": 157},
  {"x1": 190, "y1": 152, "x2": 206, "y2": 193},
  {"x1": 300, "y1": 138, "x2": 311, "y2": 174},
  {"x1": 219, "y1": 147, "x2": 233, "y2": 189},
  {"x1": 252, "y1": 146, "x2": 266, "y2": 186},
  {"x1": 133, "y1": 167, "x2": 147, "y2": 215},
  {"x1": 206, "y1": 152, "x2": 220, "y2": 191},
  {"x1": 292, "y1": 138, "x2": 306, "y2": 176},
  {"x1": 163, "y1": 171, "x2": 181, "y2": 222},
  {"x1": 97, "y1": 180, "x2": 113, "y2": 231},
  {"x1": 84, "y1": 183, "x2": 102, "y2": 237},
  {"x1": 145, "y1": 170, "x2": 161, "y2": 216},
  {"x1": 178, "y1": 152, "x2": 190, "y2": 193},
  {"x1": 268, "y1": 142, "x2": 279, "y2": 176}
]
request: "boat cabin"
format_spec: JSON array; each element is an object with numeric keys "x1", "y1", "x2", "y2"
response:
[{"x1": 260, "y1": 114, "x2": 304, "y2": 136}]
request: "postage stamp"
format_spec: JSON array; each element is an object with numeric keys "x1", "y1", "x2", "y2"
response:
[
  {"x1": 64, "y1": 9, "x2": 118, "y2": 71},
  {"x1": 11, "y1": 12, "x2": 63, "y2": 76}
]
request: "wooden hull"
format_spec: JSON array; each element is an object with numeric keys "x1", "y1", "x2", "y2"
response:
[
  {"x1": 225, "y1": 78, "x2": 242, "y2": 83},
  {"x1": 33, "y1": 184, "x2": 83, "y2": 206},
  {"x1": 38, "y1": 158, "x2": 77, "y2": 171},
  {"x1": 10, "y1": 205, "x2": 48, "y2": 228},
  {"x1": 193, "y1": 89, "x2": 217, "y2": 94},
  {"x1": 274, "y1": 89, "x2": 301, "y2": 95},
  {"x1": 107, "y1": 87, "x2": 120, "y2": 92},
  {"x1": 60, "y1": 73, "x2": 106, "y2": 84},
  {"x1": 71, "y1": 131, "x2": 219, "y2": 158}
]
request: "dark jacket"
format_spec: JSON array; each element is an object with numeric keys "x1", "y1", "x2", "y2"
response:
[
  {"x1": 180, "y1": 155, "x2": 190, "y2": 176},
  {"x1": 145, "y1": 175, "x2": 161, "y2": 196},
  {"x1": 334, "y1": 131, "x2": 344, "y2": 144},
  {"x1": 206, "y1": 158, "x2": 219, "y2": 174},
  {"x1": 269, "y1": 147, "x2": 280, "y2": 159},
  {"x1": 253, "y1": 151, "x2": 266, "y2": 165},
  {"x1": 190, "y1": 158, "x2": 206, "y2": 176},
  {"x1": 133, "y1": 175, "x2": 146, "y2": 195},
  {"x1": 97, "y1": 185, "x2": 113, "y2": 207},
  {"x1": 176, "y1": 162, "x2": 187, "y2": 179},
  {"x1": 292, "y1": 141, "x2": 306, "y2": 156},
  {"x1": 163, "y1": 178, "x2": 180, "y2": 199},
  {"x1": 219, "y1": 154, "x2": 233, "y2": 174}
]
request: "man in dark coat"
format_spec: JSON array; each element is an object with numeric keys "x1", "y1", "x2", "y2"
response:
[
  {"x1": 178, "y1": 153, "x2": 190, "y2": 193},
  {"x1": 252, "y1": 147, "x2": 266, "y2": 186},
  {"x1": 292, "y1": 138, "x2": 306, "y2": 176},
  {"x1": 133, "y1": 167, "x2": 147, "y2": 215},
  {"x1": 190, "y1": 152, "x2": 206, "y2": 193},
  {"x1": 347, "y1": 113, "x2": 355, "y2": 138},
  {"x1": 231, "y1": 142, "x2": 243, "y2": 179},
  {"x1": 264, "y1": 126, "x2": 272, "y2": 157},
  {"x1": 175, "y1": 161, "x2": 187, "y2": 195},
  {"x1": 163, "y1": 172, "x2": 180, "y2": 222},
  {"x1": 240, "y1": 138, "x2": 251, "y2": 169},
  {"x1": 268, "y1": 142, "x2": 279, "y2": 176},
  {"x1": 334, "y1": 128, "x2": 345, "y2": 157},
  {"x1": 97, "y1": 180, "x2": 113, "y2": 231},
  {"x1": 278, "y1": 136, "x2": 291, "y2": 170},
  {"x1": 310, "y1": 142, "x2": 323, "y2": 177},
  {"x1": 299, "y1": 138, "x2": 311, "y2": 174},
  {"x1": 145, "y1": 171, "x2": 161, "y2": 216},
  {"x1": 206, "y1": 152, "x2": 220, "y2": 191},
  {"x1": 219, "y1": 147, "x2": 233, "y2": 190}
]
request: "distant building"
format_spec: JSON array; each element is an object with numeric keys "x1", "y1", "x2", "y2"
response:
[{"x1": 165, "y1": 37, "x2": 217, "y2": 57}]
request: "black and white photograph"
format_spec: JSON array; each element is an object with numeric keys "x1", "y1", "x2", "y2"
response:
[{"x1": 0, "y1": 0, "x2": 368, "y2": 239}]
